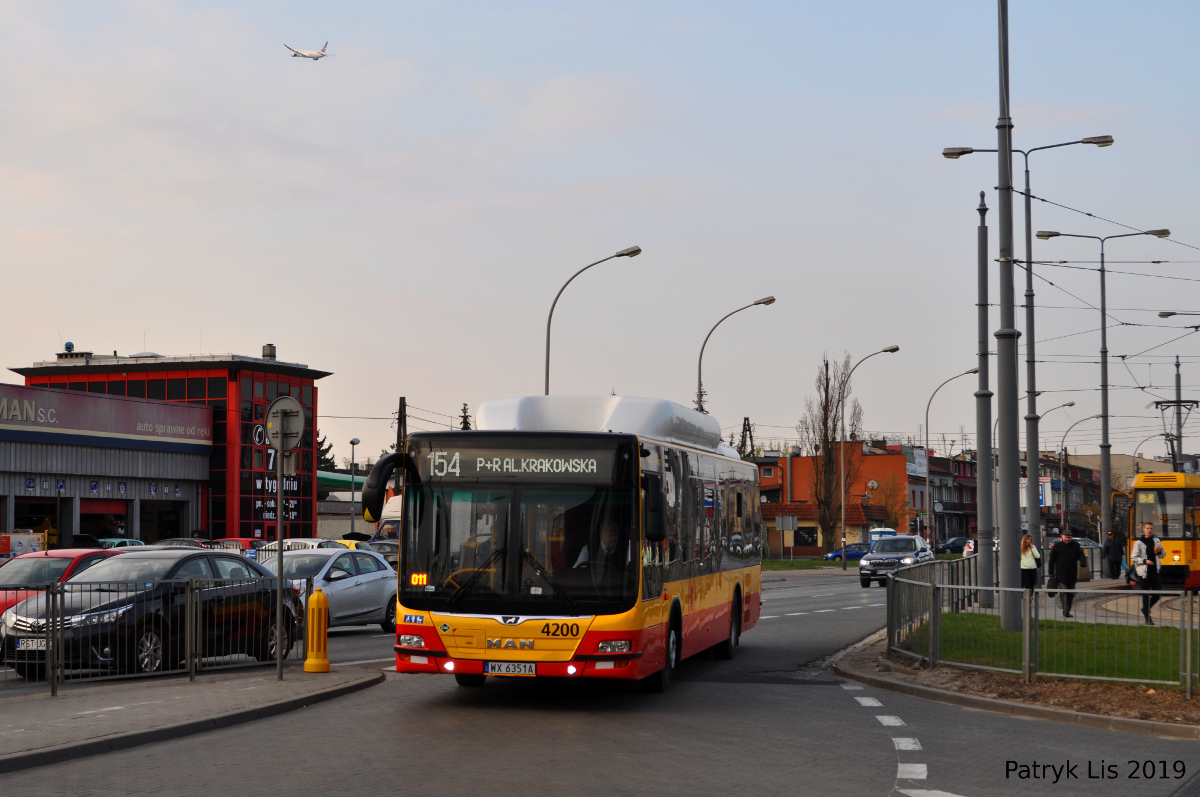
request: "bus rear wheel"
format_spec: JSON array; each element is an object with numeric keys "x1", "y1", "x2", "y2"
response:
[
  {"x1": 714, "y1": 596, "x2": 740, "y2": 660},
  {"x1": 454, "y1": 673, "x2": 486, "y2": 687}
]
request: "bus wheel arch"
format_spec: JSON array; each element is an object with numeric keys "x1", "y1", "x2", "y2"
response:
[{"x1": 714, "y1": 586, "x2": 741, "y2": 660}]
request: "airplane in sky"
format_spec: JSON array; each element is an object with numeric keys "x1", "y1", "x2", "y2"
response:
[{"x1": 284, "y1": 42, "x2": 328, "y2": 60}]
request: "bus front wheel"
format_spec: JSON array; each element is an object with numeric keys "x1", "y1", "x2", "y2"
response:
[{"x1": 642, "y1": 624, "x2": 677, "y2": 693}]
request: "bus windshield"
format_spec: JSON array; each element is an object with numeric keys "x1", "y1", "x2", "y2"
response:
[
  {"x1": 1134, "y1": 489, "x2": 1198, "y2": 538},
  {"x1": 400, "y1": 434, "x2": 639, "y2": 615}
]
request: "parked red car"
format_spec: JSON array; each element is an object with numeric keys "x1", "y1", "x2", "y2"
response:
[{"x1": 0, "y1": 549, "x2": 123, "y2": 614}]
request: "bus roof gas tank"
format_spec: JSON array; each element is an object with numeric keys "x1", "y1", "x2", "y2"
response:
[{"x1": 476, "y1": 395, "x2": 725, "y2": 454}]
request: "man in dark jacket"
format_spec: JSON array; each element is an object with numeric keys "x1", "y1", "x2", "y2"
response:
[
  {"x1": 1048, "y1": 532, "x2": 1087, "y2": 617},
  {"x1": 1102, "y1": 531, "x2": 1123, "y2": 579}
]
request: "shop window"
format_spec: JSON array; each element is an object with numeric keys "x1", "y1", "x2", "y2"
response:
[
  {"x1": 209, "y1": 472, "x2": 226, "y2": 496},
  {"x1": 51, "y1": 382, "x2": 69, "y2": 390},
  {"x1": 242, "y1": 377, "x2": 252, "y2": 400},
  {"x1": 209, "y1": 521, "x2": 226, "y2": 537},
  {"x1": 239, "y1": 522, "x2": 251, "y2": 539},
  {"x1": 128, "y1": 379, "x2": 146, "y2": 398},
  {"x1": 167, "y1": 378, "x2": 185, "y2": 400},
  {"x1": 106, "y1": 380, "x2": 126, "y2": 396},
  {"x1": 88, "y1": 382, "x2": 105, "y2": 393},
  {"x1": 207, "y1": 377, "x2": 227, "y2": 399},
  {"x1": 210, "y1": 445, "x2": 226, "y2": 470},
  {"x1": 241, "y1": 400, "x2": 251, "y2": 422},
  {"x1": 303, "y1": 407, "x2": 313, "y2": 428},
  {"x1": 68, "y1": 382, "x2": 86, "y2": 391},
  {"x1": 302, "y1": 429, "x2": 313, "y2": 448},
  {"x1": 240, "y1": 472, "x2": 251, "y2": 495},
  {"x1": 241, "y1": 446, "x2": 252, "y2": 469},
  {"x1": 266, "y1": 381, "x2": 277, "y2": 401},
  {"x1": 303, "y1": 450, "x2": 312, "y2": 473},
  {"x1": 240, "y1": 497, "x2": 252, "y2": 521},
  {"x1": 253, "y1": 403, "x2": 264, "y2": 421},
  {"x1": 213, "y1": 421, "x2": 226, "y2": 444},
  {"x1": 254, "y1": 449, "x2": 263, "y2": 470},
  {"x1": 241, "y1": 422, "x2": 251, "y2": 446},
  {"x1": 187, "y1": 377, "x2": 205, "y2": 399},
  {"x1": 254, "y1": 381, "x2": 263, "y2": 399},
  {"x1": 209, "y1": 399, "x2": 227, "y2": 412},
  {"x1": 302, "y1": 385, "x2": 312, "y2": 406},
  {"x1": 148, "y1": 379, "x2": 166, "y2": 400}
]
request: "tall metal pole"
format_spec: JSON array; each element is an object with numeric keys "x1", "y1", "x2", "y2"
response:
[
  {"x1": 696, "y1": 298, "x2": 776, "y2": 414},
  {"x1": 1098, "y1": 240, "x2": 1113, "y2": 539},
  {"x1": 975, "y1": 193, "x2": 995, "y2": 598},
  {"x1": 994, "y1": 0, "x2": 1023, "y2": 629},
  {"x1": 349, "y1": 439, "x2": 358, "y2": 537},
  {"x1": 838, "y1": 346, "x2": 899, "y2": 569},
  {"x1": 276, "y1": 442, "x2": 284, "y2": 680},
  {"x1": 1022, "y1": 156, "x2": 1042, "y2": 548},
  {"x1": 1176, "y1": 357, "x2": 1184, "y2": 472},
  {"x1": 926, "y1": 369, "x2": 978, "y2": 546}
]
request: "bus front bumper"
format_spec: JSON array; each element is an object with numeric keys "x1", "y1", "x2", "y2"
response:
[{"x1": 394, "y1": 646, "x2": 645, "y2": 679}]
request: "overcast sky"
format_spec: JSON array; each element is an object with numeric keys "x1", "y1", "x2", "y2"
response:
[{"x1": 2, "y1": 1, "x2": 1198, "y2": 464}]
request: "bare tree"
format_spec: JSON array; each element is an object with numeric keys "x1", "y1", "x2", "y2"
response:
[{"x1": 797, "y1": 353, "x2": 863, "y2": 552}]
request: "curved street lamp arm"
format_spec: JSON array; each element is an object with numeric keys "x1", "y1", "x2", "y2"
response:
[
  {"x1": 545, "y1": 254, "x2": 618, "y2": 395},
  {"x1": 696, "y1": 302, "x2": 757, "y2": 412}
]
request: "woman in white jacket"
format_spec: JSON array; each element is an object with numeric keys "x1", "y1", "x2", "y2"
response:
[{"x1": 1019, "y1": 534, "x2": 1041, "y2": 590}]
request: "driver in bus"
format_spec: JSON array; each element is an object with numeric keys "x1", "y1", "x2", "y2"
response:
[{"x1": 573, "y1": 523, "x2": 624, "y2": 588}]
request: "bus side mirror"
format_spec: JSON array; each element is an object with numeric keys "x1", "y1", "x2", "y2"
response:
[
  {"x1": 643, "y1": 474, "x2": 666, "y2": 542},
  {"x1": 361, "y1": 453, "x2": 419, "y2": 522}
]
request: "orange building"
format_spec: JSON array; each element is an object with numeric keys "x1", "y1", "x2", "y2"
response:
[{"x1": 753, "y1": 446, "x2": 910, "y2": 553}]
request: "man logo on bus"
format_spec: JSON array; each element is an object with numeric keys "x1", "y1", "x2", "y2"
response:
[
  {"x1": 410, "y1": 573, "x2": 428, "y2": 587},
  {"x1": 487, "y1": 638, "x2": 535, "y2": 649},
  {"x1": 501, "y1": 616, "x2": 520, "y2": 625}
]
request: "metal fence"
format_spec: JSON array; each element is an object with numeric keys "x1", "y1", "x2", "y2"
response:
[
  {"x1": 1, "y1": 576, "x2": 312, "y2": 695},
  {"x1": 888, "y1": 561, "x2": 1200, "y2": 694}
]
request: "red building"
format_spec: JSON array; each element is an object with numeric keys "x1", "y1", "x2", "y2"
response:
[{"x1": 12, "y1": 344, "x2": 330, "y2": 542}]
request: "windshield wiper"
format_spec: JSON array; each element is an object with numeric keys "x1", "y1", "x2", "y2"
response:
[
  {"x1": 519, "y1": 550, "x2": 579, "y2": 614},
  {"x1": 447, "y1": 547, "x2": 506, "y2": 605}
]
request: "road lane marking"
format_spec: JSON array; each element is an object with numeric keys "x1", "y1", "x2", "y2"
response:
[
  {"x1": 840, "y1": 684, "x2": 863, "y2": 690},
  {"x1": 813, "y1": 609, "x2": 835, "y2": 613},
  {"x1": 335, "y1": 657, "x2": 395, "y2": 666},
  {"x1": 898, "y1": 790, "x2": 970, "y2": 797},
  {"x1": 868, "y1": 603, "x2": 886, "y2": 606},
  {"x1": 854, "y1": 696, "x2": 883, "y2": 707},
  {"x1": 896, "y1": 764, "x2": 927, "y2": 780},
  {"x1": 876, "y1": 716, "x2": 905, "y2": 726},
  {"x1": 893, "y1": 738, "x2": 922, "y2": 750},
  {"x1": 760, "y1": 615, "x2": 780, "y2": 619},
  {"x1": 841, "y1": 606, "x2": 862, "y2": 610},
  {"x1": 785, "y1": 612, "x2": 807, "y2": 616}
]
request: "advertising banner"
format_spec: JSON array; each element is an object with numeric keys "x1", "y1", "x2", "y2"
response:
[{"x1": 0, "y1": 383, "x2": 212, "y2": 454}]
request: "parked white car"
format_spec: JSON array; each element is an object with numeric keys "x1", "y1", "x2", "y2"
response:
[{"x1": 260, "y1": 548, "x2": 398, "y2": 632}]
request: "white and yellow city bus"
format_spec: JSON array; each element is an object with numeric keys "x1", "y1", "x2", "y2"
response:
[
  {"x1": 1129, "y1": 471, "x2": 1200, "y2": 589},
  {"x1": 359, "y1": 395, "x2": 763, "y2": 691}
]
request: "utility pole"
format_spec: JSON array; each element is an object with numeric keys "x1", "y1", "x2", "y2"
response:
[
  {"x1": 459, "y1": 403, "x2": 472, "y2": 431},
  {"x1": 738, "y1": 417, "x2": 755, "y2": 459},
  {"x1": 994, "y1": 0, "x2": 1023, "y2": 630},
  {"x1": 1154, "y1": 358, "x2": 1197, "y2": 473},
  {"x1": 975, "y1": 192, "x2": 995, "y2": 602}
]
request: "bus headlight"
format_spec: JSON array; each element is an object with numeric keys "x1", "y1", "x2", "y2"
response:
[
  {"x1": 596, "y1": 640, "x2": 631, "y2": 654},
  {"x1": 398, "y1": 635, "x2": 425, "y2": 648}
]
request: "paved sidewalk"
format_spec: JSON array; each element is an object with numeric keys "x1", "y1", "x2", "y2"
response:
[{"x1": 0, "y1": 665, "x2": 385, "y2": 774}]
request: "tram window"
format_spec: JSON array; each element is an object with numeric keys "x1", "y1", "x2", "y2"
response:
[
  {"x1": 147, "y1": 379, "x2": 166, "y2": 400},
  {"x1": 127, "y1": 380, "x2": 146, "y2": 398}
]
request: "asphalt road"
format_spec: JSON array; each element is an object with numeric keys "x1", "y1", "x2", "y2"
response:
[{"x1": 3, "y1": 570, "x2": 1199, "y2": 797}]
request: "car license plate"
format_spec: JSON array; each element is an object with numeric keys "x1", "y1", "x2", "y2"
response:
[
  {"x1": 16, "y1": 638, "x2": 47, "y2": 651},
  {"x1": 484, "y1": 661, "x2": 535, "y2": 676}
]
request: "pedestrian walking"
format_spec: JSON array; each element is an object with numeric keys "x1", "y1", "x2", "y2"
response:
[
  {"x1": 1020, "y1": 533, "x2": 1041, "y2": 590},
  {"x1": 1102, "y1": 531, "x2": 1123, "y2": 579},
  {"x1": 1048, "y1": 532, "x2": 1086, "y2": 617},
  {"x1": 1132, "y1": 521, "x2": 1165, "y2": 625}
]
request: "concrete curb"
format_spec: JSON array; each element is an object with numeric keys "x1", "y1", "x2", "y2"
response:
[
  {"x1": 831, "y1": 661, "x2": 1200, "y2": 740},
  {"x1": 0, "y1": 669, "x2": 386, "y2": 775}
]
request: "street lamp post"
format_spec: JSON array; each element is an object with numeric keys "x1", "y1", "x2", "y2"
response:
[
  {"x1": 944, "y1": 135, "x2": 1112, "y2": 549},
  {"x1": 924, "y1": 368, "x2": 978, "y2": 545},
  {"x1": 544, "y1": 246, "x2": 642, "y2": 395},
  {"x1": 837, "y1": 346, "x2": 900, "y2": 570},
  {"x1": 1037, "y1": 229, "x2": 1170, "y2": 539},
  {"x1": 1029, "y1": 401, "x2": 1075, "y2": 534},
  {"x1": 349, "y1": 437, "x2": 360, "y2": 537},
  {"x1": 696, "y1": 296, "x2": 776, "y2": 414},
  {"x1": 1058, "y1": 415, "x2": 1102, "y2": 538}
]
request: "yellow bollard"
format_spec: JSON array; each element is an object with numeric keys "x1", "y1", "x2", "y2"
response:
[{"x1": 304, "y1": 587, "x2": 330, "y2": 673}]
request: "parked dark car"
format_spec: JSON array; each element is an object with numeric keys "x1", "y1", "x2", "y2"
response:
[
  {"x1": 0, "y1": 548, "x2": 302, "y2": 680},
  {"x1": 823, "y1": 543, "x2": 869, "y2": 562},
  {"x1": 934, "y1": 536, "x2": 970, "y2": 555},
  {"x1": 858, "y1": 535, "x2": 935, "y2": 587}
]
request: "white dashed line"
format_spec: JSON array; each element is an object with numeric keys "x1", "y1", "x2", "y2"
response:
[
  {"x1": 893, "y1": 738, "x2": 922, "y2": 750},
  {"x1": 814, "y1": 609, "x2": 835, "y2": 613},
  {"x1": 867, "y1": 603, "x2": 886, "y2": 606},
  {"x1": 841, "y1": 606, "x2": 862, "y2": 610},
  {"x1": 840, "y1": 684, "x2": 863, "y2": 690},
  {"x1": 876, "y1": 715, "x2": 906, "y2": 726},
  {"x1": 760, "y1": 615, "x2": 780, "y2": 619},
  {"x1": 785, "y1": 612, "x2": 807, "y2": 616},
  {"x1": 897, "y1": 764, "x2": 927, "y2": 780},
  {"x1": 854, "y1": 696, "x2": 883, "y2": 707}
]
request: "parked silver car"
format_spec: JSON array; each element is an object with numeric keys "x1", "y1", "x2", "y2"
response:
[{"x1": 260, "y1": 549, "x2": 398, "y2": 633}]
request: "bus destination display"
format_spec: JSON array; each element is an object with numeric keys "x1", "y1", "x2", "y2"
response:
[{"x1": 417, "y1": 448, "x2": 616, "y2": 482}]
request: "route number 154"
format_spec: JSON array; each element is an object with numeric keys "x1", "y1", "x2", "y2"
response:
[{"x1": 427, "y1": 451, "x2": 461, "y2": 477}]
